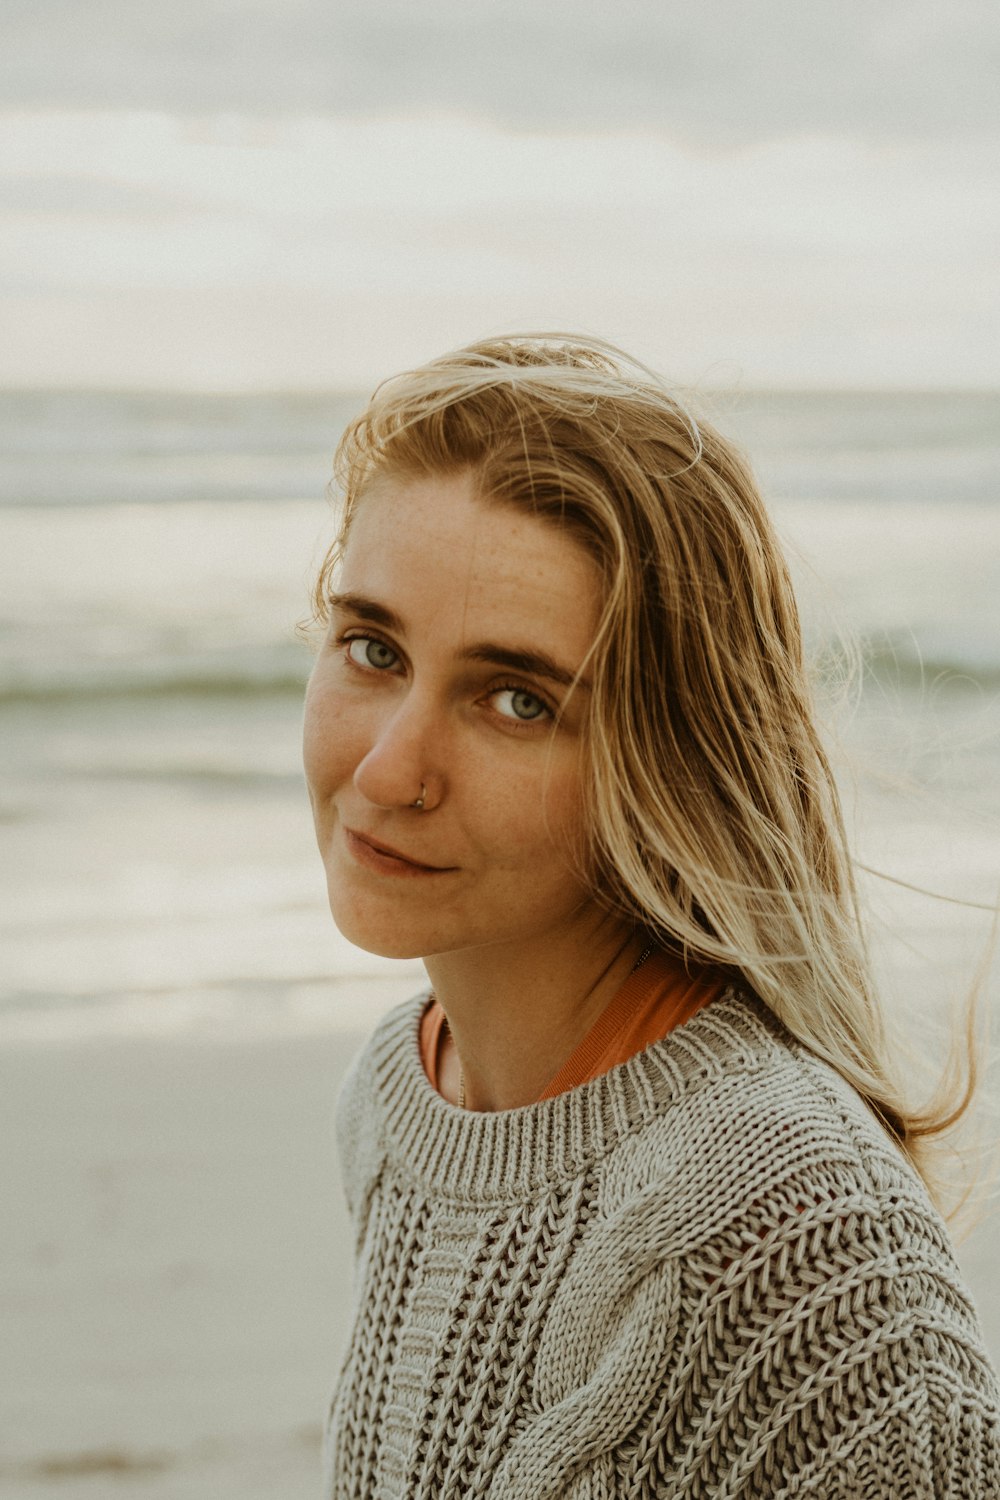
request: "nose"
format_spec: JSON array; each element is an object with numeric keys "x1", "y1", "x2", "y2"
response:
[{"x1": 352, "y1": 690, "x2": 441, "y2": 811}]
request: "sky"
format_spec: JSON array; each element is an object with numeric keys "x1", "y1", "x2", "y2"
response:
[{"x1": 3, "y1": 0, "x2": 998, "y2": 389}]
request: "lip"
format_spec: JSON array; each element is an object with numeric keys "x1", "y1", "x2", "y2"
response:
[{"x1": 343, "y1": 827, "x2": 456, "y2": 877}]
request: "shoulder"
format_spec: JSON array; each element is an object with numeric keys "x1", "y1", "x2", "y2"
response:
[
  {"x1": 609, "y1": 988, "x2": 923, "y2": 1221},
  {"x1": 333, "y1": 992, "x2": 428, "y2": 1224},
  {"x1": 594, "y1": 990, "x2": 886, "y2": 1214},
  {"x1": 607, "y1": 990, "x2": 973, "y2": 1307},
  {"x1": 566, "y1": 993, "x2": 1000, "y2": 1495},
  {"x1": 597, "y1": 987, "x2": 996, "y2": 1369}
]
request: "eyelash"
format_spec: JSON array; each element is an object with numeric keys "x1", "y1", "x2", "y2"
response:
[
  {"x1": 336, "y1": 631, "x2": 554, "y2": 727},
  {"x1": 339, "y1": 631, "x2": 399, "y2": 673},
  {"x1": 490, "y1": 682, "x2": 553, "y2": 726}
]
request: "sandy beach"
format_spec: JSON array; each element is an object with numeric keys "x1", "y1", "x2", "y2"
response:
[
  {"x1": 1, "y1": 1015, "x2": 377, "y2": 1500},
  {"x1": 3, "y1": 988, "x2": 998, "y2": 1500}
]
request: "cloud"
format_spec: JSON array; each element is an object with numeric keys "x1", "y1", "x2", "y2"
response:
[
  {"x1": 1, "y1": 111, "x2": 997, "y2": 387},
  {"x1": 4, "y1": 0, "x2": 999, "y2": 145}
]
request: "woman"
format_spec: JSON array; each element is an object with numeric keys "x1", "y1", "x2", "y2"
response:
[{"x1": 303, "y1": 335, "x2": 999, "y2": 1498}]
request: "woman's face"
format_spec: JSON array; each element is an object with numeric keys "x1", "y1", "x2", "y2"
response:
[{"x1": 303, "y1": 468, "x2": 608, "y2": 961}]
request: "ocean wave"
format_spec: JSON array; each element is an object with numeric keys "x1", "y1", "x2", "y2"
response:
[
  {"x1": 0, "y1": 973, "x2": 424, "y2": 1041},
  {"x1": 2, "y1": 387, "x2": 997, "y2": 507},
  {"x1": 859, "y1": 637, "x2": 1000, "y2": 690},
  {"x1": 0, "y1": 659, "x2": 312, "y2": 705},
  {"x1": 2, "y1": 636, "x2": 996, "y2": 706}
]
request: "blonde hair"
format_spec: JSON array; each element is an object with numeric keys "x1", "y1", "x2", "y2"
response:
[{"x1": 313, "y1": 333, "x2": 981, "y2": 1205}]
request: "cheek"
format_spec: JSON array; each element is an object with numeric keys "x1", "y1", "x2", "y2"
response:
[
  {"x1": 302, "y1": 669, "x2": 355, "y2": 796},
  {"x1": 483, "y1": 757, "x2": 589, "y2": 872},
  {"x1": 547, "y1": 780, "x2": 591, "y2": 870},
  {"x1": 540, "y1": 751, "x2": 594, "y2": 875}
]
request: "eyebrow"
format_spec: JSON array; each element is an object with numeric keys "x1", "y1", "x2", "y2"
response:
[{"x1": 328, "y1": 590, "x2": 590, "y2": 692}]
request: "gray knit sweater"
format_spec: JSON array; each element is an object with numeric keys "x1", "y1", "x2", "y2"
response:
[{"x1": 325, "y1": 988, "x2": 999, "y2": 1498}]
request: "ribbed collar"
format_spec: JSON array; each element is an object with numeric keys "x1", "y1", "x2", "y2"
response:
[{"x1": 370, "y1": 987, "x2": 784, "y2": 1205}]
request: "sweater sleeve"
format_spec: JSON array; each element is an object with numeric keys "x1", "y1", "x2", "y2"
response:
[
  {"x1": 638, "y1": 1180, "x2": 1000, "y2": 1499},
  {"x1": 493, "y1": 1187, "x2": 999, "y2": 1500},
  {"x1": 481, "y1": 1073, "x2": 999, "y2": 1500},
  {"x1": 771, "y1": 1363, "x2": 1000, "y2": 1498}
]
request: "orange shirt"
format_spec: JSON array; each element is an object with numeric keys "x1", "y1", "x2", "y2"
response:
[{"x1": 419, "y1": 949, "x2": 727, "y2": 1102}]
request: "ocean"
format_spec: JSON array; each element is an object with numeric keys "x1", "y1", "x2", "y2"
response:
[{"x1": 2, "y1": 386, "x2": 998, "y2": 1039}]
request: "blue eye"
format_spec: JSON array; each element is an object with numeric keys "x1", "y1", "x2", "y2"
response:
[
  {"x1": 494, "y1": 688, "x2": 548, "y2": 722},
  {"x1": 347, "y1": 636, "x2": 398, "y2": 670}
]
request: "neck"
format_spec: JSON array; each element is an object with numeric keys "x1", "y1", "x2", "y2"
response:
[{"x1": 425, "y1": 911, "x2": 648, "y2": 1111}]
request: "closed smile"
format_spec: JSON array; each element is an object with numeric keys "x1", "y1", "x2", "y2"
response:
[{"x1": 344, "y1": 827, "x2": 456, "y2": 877}]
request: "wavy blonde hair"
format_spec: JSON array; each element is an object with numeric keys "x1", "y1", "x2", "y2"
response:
[{"x1": 312, "y1": 333, "x2": 981, "y2": 1205}]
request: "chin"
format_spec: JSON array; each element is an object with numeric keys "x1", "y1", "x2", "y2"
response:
[
  {"x1": 347, "y1": 931, "x2": 429, "y2": 961},
  {"x1": 326, "y1": 896, "x2": 432, "y2": 962}
]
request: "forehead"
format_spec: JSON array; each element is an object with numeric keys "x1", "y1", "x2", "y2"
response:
[{"x1": 339, "y1": 471, "x2": 602, "y2": 661}]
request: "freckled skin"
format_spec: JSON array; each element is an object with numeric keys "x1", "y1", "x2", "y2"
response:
[{"x1": 302, "y1": 470, "x2": 611, "y2": 966}]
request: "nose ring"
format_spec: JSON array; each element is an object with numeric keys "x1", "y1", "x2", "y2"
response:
[{"x1": 412, "y1": 783, "x2": 426, "y2": 811}]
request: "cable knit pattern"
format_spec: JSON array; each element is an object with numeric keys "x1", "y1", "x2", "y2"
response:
[{"x1": 324, "y1": 989, "x2": 999, "y2": 1498}]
